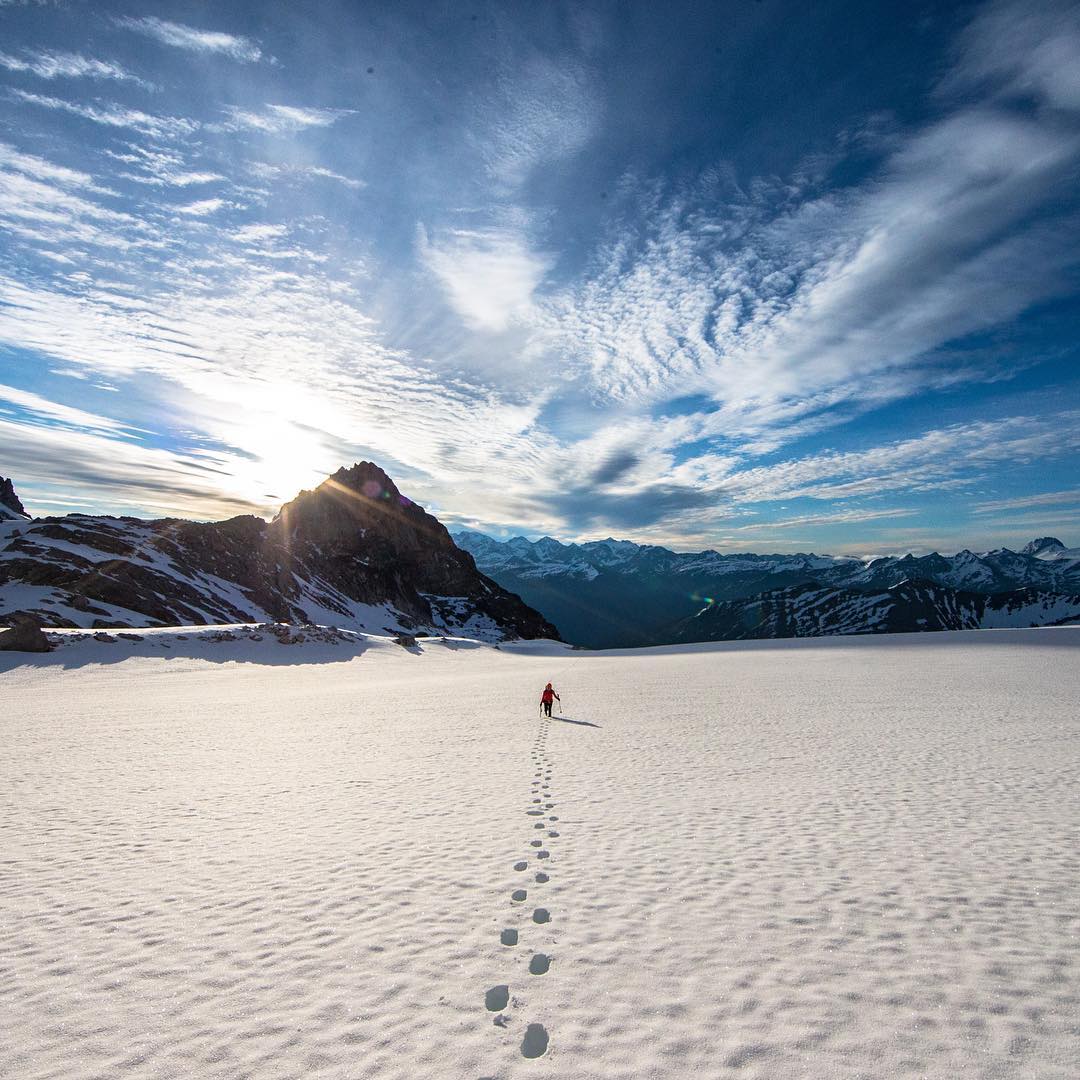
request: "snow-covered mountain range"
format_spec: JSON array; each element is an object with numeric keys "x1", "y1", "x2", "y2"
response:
[
  {"x1": 670, "y1": 579, "x2": 1080, "y2": 642},
  {"x1": 454, "y1": 531, "x2": 1080, "y2": 646},
  {"x1": 0, "y1": 466, "x2": 558, "y2": 642}
]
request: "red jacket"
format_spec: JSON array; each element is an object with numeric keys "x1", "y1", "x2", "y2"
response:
[{"x1": 541, "y1": 687, "x2": 558, "y2": 703}]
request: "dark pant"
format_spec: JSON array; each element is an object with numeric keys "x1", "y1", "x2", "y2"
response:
[{"x1": 543, "y1": 700, "x2": 553, "y2": 716}]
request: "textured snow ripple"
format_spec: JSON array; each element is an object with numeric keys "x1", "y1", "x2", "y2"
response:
[{"x1": 1, "y1": 629, "x2": 1078, "y2": 1078}]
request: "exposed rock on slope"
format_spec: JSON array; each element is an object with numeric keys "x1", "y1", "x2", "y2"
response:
[{"x1": 0, "y1": 463, "x2": 558, "y2": 641}]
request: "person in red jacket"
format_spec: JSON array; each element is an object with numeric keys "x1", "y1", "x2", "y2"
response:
[{"x1": 540, "y1": 682, "x2": 560, "y2": 717}]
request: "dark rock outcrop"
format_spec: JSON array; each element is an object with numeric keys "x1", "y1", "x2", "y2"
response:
[
  {"x1": 0, "y1": 615, "x2": 53, "y2": 652},
  {"x1": 1, "y1": 476, "x2": 27, "y2": 520},
  {"x1": 266, "y1": 463, "x2": 557, "y2": 640}
]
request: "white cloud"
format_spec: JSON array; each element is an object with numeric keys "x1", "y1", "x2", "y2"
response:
[
  {"x1": 12, "y1": 90, "x2": 198, "y2": 139},
  {"x1": 704, "y1": 413, "x2": 1080, "y2": 504},
  {"x1": 729, "y1": 507, "x2": 919, "y2": 532},
  {"x1": 114, "y1": 16, "x2": 262, "y2": 63},
  {"x1": 0, "y1": 140, "x2": 110, "y2": 192},
  {"x1": 174, "y1": 198, "x2": 226, "y2": 217},
  {"x1": 122, "y1": 170, "x2": 224, "y2": 188},
  {"x1": 0, "y1": 382, "x2": 141, "y2": 437},
  {"x1": 0, "y1": 49, "x2": 153, "y2": 88},
  {"x1": 230, "y1": 223, "x2": 288, "y2": 243},
  {"x1": 0, "y1": 415, "x2": 268, "y2": 521},
  {"x1": 247, "y1": 161, "x2": 363, "y2": 189},
  {"x1": 1, "y1": 0, "x2": 1077, "y2": 549},
  {"x1": 972, "y1": 488, "x2": 1080, "y2": 513},
  {"x1": 544, "y1": 4, "x2": 1080, "y2": 471},
  {"x1": 0, "y1": 145, "x2": 143, "y2": 250},
  {"x1": 218, "y1": 104, "x2": 352, "y2": 135},
  {"x1": 304, "y1": 165, "x2": 364, "y2": 189},
  {"x1": 104, "y1": 143, "x2": 223, "y2": 188},
  {"x1": 418, "y1": 224, "x2": 554, "y2": 333},
  {"x1": 944, "y1": 0, "x2": 1080, "y2": 112}
]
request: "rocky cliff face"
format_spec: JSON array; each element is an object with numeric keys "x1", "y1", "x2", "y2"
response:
[
  {"x1": 0, "y1": 477, "x2": 27, "y2": 520},
  {"x1": 0, "y1": 463, "x2": 558, "y2": 641}
]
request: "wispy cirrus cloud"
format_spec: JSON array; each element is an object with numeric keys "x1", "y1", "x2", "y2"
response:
[
  {"x1": 12, "y1": 89, "x2": 198, "y2": 139},
  {"x1": 552, "y1": 107, "x2": 1080, "y2": 433},
  {"x1": 942, "y1": 0, "x2": 1080, "y2": 111},
  {"x1": 0, "y1": 0, "x2": 1077, "y2": 554},
  {"x1": 249, "y1": 162, "x2": 364, "y2": 189},
  {"x1": 104, "y1": 144, "x2": 223, "y2": 188},
  {"x1": 972, "y1": 488, "x2": 1080, "y2": 514},
  {"x1": 217, "y1": 104, "x2": 352, "y2": 134},
  {"x1": 0, "y1": 141, "x2": 142, "y2": 249},
  {"x1": 0, "y1": 383, "x2": 143, "y2": 437},
  {"x1": 543, "y1": 2, "x2": 1080, "y2": 475},
  {"x1": 0, "y1": 49, "x2": 154, "y2": 89},
  {"x1": 729, "y1": 507, "x2": 920, "y2": 533},
  {"x1": 704, "y1": 414, "x2": 1080, "y2": 505},
  {"x1": 113, "y1": 16, "x2": 262, "y2": 63}
]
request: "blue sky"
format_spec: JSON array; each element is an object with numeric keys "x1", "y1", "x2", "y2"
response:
[{"x1": 1, "y1": 0, "x2": 1079, "y2": 555}]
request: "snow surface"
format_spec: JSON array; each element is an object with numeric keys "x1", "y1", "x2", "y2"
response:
[{"x1": 1, "y1": 628, "x2": 1078, "y2": 1079}]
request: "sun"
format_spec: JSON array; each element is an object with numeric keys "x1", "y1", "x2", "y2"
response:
[{"x1": 216, "y1": 380, "x2": 340, "y2": 513}]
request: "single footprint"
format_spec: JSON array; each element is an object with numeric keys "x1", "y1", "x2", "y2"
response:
[
  {"x1": 512, "y1": 889, "x2": 527, "y2": 902},
  {"x1": 529, "y1": 953, "x2": 551, "y2": 975},
  {"x1": 537, "y1": 850, "x2": 550, "y2": 859},
  {"x1": 521, "y1": 1023, "x2": 549, "y2": 1059},
  {"x1": 501, "y1": 929, "x2": 518, "y2": 946},
  {"x1": 485, "y1": 985, "x2": 510, "y2": 1012},
  {"x1": 535, "y1": 823, "x2": 546, "y2": 830},
  {"x1": 548, "y1": 831, "x2": 559, "y2": 837},
  {"x1": 549, "y1": 815, "x2": 559, "y2": 821},
  {"x1": 532, "y1": 908, "x2": 551, "y2": 924},
  {"x1": 530, "y1": 840, "x2": 543, "y2": 848},
  {"x1": 535, "y1": 872, "x2": 549, "y2": 883},
  {"x1": 514, "y1": 861, "x2": 528, "y2": 871}
]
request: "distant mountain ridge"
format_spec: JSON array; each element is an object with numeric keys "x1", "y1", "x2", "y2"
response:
[
  {"x1": 454, "y1": 530, "x2": 1080, "y2": 646},
  {"x1": 0, "y1": 466, "x2": 558, "y2": 641},
  {"x1": 670, "y1": 579, "x2": 1080, "y2": 642}
]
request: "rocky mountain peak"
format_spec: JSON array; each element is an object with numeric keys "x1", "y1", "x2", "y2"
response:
[
  {"x1": 1022, "y1": 537, "x2": 1065, "y2": 556},
  {"x1": 1, "y1": 476, "x2": 27, "y2": 519},
  {"x1": 272, "y1": 461, "x2": 453, "y2": 555}
]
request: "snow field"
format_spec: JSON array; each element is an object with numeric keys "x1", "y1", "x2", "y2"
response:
[{"x1": 1, "y1": 628, "x2": 1078, "y2": 1078}]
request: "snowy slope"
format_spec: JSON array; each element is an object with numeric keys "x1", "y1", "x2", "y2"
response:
[{"x1": 1, "y1": 628, "x2": 1077, "y2": 1079}]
